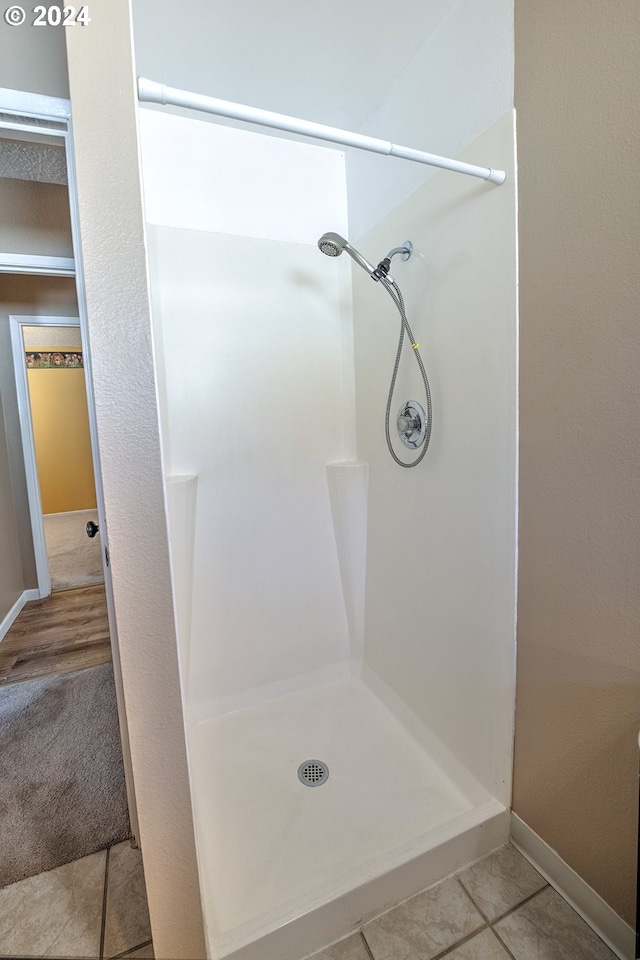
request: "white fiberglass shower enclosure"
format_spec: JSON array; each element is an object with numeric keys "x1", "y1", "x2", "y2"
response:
[{"x1": 137, "y1": 31, "x2": 517, "y2": 960}]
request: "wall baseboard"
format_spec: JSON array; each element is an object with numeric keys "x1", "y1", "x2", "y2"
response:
[
  {"x1": 511, "y1": 813, "x2": 636, "y2": 960},
  {"x1": 0, "y1": 588, "x2": 40, "y2": 644}
]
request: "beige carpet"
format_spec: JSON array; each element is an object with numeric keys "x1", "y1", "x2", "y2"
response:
[
  {"x1": 0, "y1": 663, "x2": 131, "y2": 887},
  {"x1": 43, "y1": 510, "x2": 105, "y2": 592}
]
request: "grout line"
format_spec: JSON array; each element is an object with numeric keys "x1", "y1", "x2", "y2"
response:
[
  {"x1": 113, "y1": 940, "x2": 153, "y2": 959},
  {"x1": 491, "y1": 926, "x2": 519, "y2": 960},
  {"x1": 454, "y1": 872, "x2": 550, "y2": 927},
  {"x1": 455, "y1": 876, "x2": 491, "y2": 924},
  {"x1": 426, "y1": 922, "x2": 490, "y2": 960},
  {"x1": 490, "y1": 884, "x2": 549, "y2": 926},
  {"x1": 360, "y1": 882, "x2": 551, "y2": 960},
  {"x1": 314, "y1": 873, "x2": 552, "y2": 960},
  {"x1": 99, "y1": 846, "x2": 110, "y2": 960},
  {"x1": 359, "y1": 930, "x2": 375, "y2": 959}
]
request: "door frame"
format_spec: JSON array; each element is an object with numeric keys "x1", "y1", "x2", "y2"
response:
[
  {"x1": 0, "y1": 86, "x2": 139, "y2": 841},
  {"x1": 9, "y1": 315, "x2": 86, "y2": 598}
]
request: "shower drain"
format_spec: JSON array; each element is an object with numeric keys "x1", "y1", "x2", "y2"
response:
[{"x1": 297, "y1": 759, "x2": 329, "y2": 787}]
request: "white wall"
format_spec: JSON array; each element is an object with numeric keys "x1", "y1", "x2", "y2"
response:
[
  {"x1": 0, "y1": 5, "x2": 68, "y2": 98},
  {"x1": 355, "y1": 112, "x2": 518, "y2": 803},
  {"x1": 0, "y1": 386, "x2": 24, "y2": 620},
  {"x1": 130, "y1": 0, "x2": 512, "y2": 239},
  {"x1": 140, "y1": 111, "x2": 357, "y2": 713},
  {"x1": 132, "y1": 0, "x2": 456, "y2": 130},
  {"x1": 65, "y1": 8, "x2": 206, "y2": 957},
  {"x1": 347, "y1": 0, "x2": 514, "y2": 238},
  {"x1": 141, "y1": 105, "x2": 517, "y2": 805}
]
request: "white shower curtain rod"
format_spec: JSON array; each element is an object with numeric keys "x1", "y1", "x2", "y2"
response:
[{"x1": 137, "y1": 78, "x2": 506, "y2": 186}]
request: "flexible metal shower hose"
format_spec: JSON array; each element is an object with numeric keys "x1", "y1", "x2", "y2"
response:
[{"x1": 380, "y1": 276, "x2": 432, "y2": 468}]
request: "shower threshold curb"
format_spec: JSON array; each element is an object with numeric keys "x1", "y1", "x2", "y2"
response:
[{"x1": 208, "y1": 799, "x2": 508, "y2": 960}]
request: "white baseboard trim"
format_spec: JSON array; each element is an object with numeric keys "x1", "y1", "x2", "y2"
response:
[
  {"x1": 0, "y1": 588, "x2": 40, "y2": 643},
  {"x1": 511, "y1": 813, "x2": 636, "y2": 960}
]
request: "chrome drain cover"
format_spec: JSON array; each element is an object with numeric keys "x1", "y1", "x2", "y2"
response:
[{"x1": 297, "y1": 759, "x2": 329, "y2": 787}]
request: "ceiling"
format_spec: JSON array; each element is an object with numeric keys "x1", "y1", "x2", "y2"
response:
[
  {"x1": 132, "y1": 0, "x2": 457, "y2": 132},
  {"x1": 0, "y1": 137, "x2": 67, "y2": 184}
]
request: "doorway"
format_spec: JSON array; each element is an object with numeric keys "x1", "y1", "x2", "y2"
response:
[
  {"x1": 0, "y1": 88, "x2": 138, "y2": 847},
  {"x1": 10, "y1": 315, "x2": 104, "y2": 596}
]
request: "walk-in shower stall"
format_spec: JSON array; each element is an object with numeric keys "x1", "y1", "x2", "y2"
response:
[{"x1": 135, "y1": 6, "x2": 517, "y2": 956}]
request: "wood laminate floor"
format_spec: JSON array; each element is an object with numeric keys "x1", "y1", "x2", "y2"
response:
[{"x1": 0, "y1": 584, "x2": 112, "y2": 685}]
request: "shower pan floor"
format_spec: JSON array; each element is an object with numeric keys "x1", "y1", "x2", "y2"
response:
[{"x1": 189, "y1": 676, "x2": 504, "y2": 959}]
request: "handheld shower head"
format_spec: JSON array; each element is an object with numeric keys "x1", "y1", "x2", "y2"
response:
[
  {"x1": 318, "y1": 232, "x2": 346, "y2": 258},
  {"x1": 317, "y1": 232, "x2": 377, "y2": 278}
]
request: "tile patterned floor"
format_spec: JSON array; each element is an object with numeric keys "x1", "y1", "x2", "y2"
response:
[
  {"x1": 0, "y1": 841, "x2": 619, "y2": 960},
  {"x1": 308, "y1": 844, "x2": 619, "y2": 960},
  {"x1": 0, "y1": 841, "x2": 153, "y2": 959}
]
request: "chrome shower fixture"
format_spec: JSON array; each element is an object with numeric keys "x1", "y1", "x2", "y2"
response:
[
  {"x1": 317, "y1": 232, "x2": 412, "y2": 281},
  {"x1": 397, "y1": 400, "x2": 427, "y2": 449},
  {"x1": 317, "y1": 232, "x2": 378, "y2": 278},
  {"x1": 318, "y1": 231, "x2": 431, "y2": 468},
  {"x1": 375, "y1": 241, "x2": 413, "y2": 280}
]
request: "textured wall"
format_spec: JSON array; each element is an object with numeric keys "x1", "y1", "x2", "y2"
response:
[
  {"x1": 0, "y1": 140, "x2": 67, "y2": 184},
  {"x1": 513, "y1": 0, "x2": 640, "y2": 924},
  {"x1": 0, "y1": 275, "x2": 79, "y2": 590},
  {"x1": 23, "y1": 324, "x2": 81, "y2": 347},
  {"x1": 0, "y1": 3, "x2": 69, "y2": 98},
  {"x1": 0, "y1": 178, "x2": 73, "y2": 258},
  {"x1": 65, "y1": 7, "x2": 206, "y2": 958}
]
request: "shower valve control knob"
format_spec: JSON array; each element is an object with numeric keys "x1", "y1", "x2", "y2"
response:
[
  {"x1": 397, "y1": 401, "x2": 428, "y2": 450},
  {"x1": 398, "y1": 414, "x2": 417, "y2": 433},
  {"x1": 86, "y1": 521, "x2": 100, "y2": 538}
]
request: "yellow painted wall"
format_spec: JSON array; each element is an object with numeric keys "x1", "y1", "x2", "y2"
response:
[{"x1": 27, "y1": 358, "x2": 97, "y2": 514}]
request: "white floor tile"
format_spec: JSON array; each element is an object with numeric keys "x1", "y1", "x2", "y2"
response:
[
  {"x1": 457, "y1": 843, "x2": 546, "y2": 921},
  {"x1": 495, "y1": 887, "x2": 618, "y2": 960},
  {"x1": 0, "y1": 849, "x2": 105, "y2": 958},
  {"x1": 447, "y1": 929, "x2": 512, "y2": 959},
  {"x1": 308, "y1": 933, "x2": 371, "y2": 960},
  {"x1": 103, "y1": 842, "x2": 152, "y2": 958},
  {"x1": 362, "y1": 876, "x2": 484, "y2": 960}
]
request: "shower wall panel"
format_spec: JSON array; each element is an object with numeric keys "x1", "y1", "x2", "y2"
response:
[
  {"x1": 346, "y1": 0, "x2": 514, "y2": 238},
  {"x1": 354, "y1": 112, "x2": 518, "y2": 804},
  {"x1": 139, "y1": 111, "x2": 356, "y2": 713}
]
